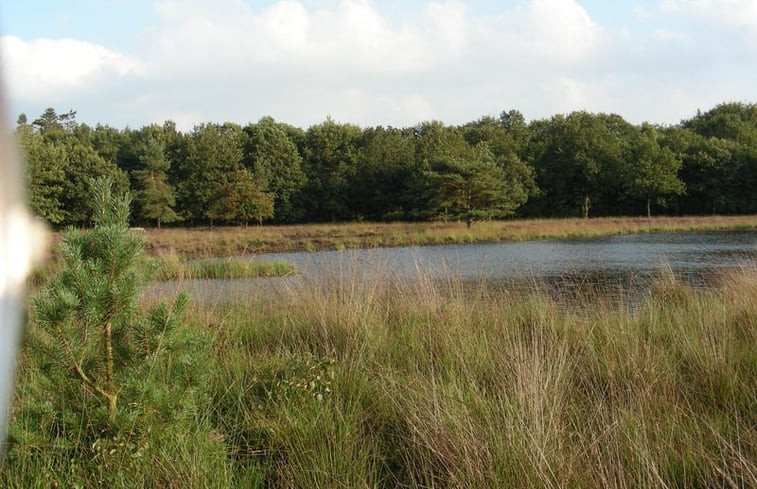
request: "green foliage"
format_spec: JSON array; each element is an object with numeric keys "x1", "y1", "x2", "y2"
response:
[
  {"x1": 680, "y1": 102, "x2": 757, "y2": 214},
  {"x1": 89, "y1": 123, "x2": 126, "y2": 166},
  {"x1": 499, "y1": 108, "x2": 530, "y2": 153},
  {"x1": 15, "y1": 102, "x2": 757, "y2": 225},
  {"x1": 302, "y1": 118, "x2": 362, "y2": 221},
  {"x1": 684, "y1": 102, "x2": 757, "y2": 145},
  {"x1": 427, "y1": 156, "x2": 529, "y2": 227},
  {"x1": 18, "y1": 126, "x2": 68, "y2": 224},
  {"x1": 415, "y1": 119, "x2": 475, "y2": 164},
  {"x1": 5, "y1": 177, "x2": 226, "y2": 486},
  {"x1": 205, "y1": 267, "x2": 756, "y2": 488},
  {"x1": 526, "y1": 111, "x2": 626, "y2": 218},
  {"x1": 463, "y1": 115, "x2": 522, "y2": 160},
  {"x1": 134, "y1": 137, "x2": 179, "y2": 227},
  {"x1": 61, "y1": 140, "x2": 130, "y2": 225},
  {"x1": 6, "y1": 253, "x2": 757, "y2": 486},
  {"x1": 244, "y1": 118, "x2": 307, "y2": 223},
  {"x1": 18, "y1": 109, "x2": 127, "y2": 226},
  {"x1": 31, "y1": 107, "x2": 77, "y2": 136},
  {"x1": 207, "y1": 168, "x2": 274, "y2": 226},
  {"x1": 176, "y1": 122, "x2": 245, "y2": 223},
  {"x1": 622, "y1": 125, "x2": 685, "y2": 216},
  {"x1": 30, "y1": 177, "x2": 188, "y2": 426},
  {"x1": 354, "y1": 126, "x2": 421, "y2": 220},
  {"x1": 153, "y1": 254, "x2": 296, "y2": 280}
]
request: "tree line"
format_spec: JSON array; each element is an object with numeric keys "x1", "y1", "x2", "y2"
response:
[{"x1": 17, "y1": 102, "x2": 757, "y2": 228}]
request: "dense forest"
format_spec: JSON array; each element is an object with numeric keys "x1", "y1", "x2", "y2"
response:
[{"x1": 17, "y1": 102, "x2": 757, "y2": 228}]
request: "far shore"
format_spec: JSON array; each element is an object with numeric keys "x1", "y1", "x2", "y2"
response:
[{"x1": 132, "y1": 215, "x2": 757, "y2": 259}]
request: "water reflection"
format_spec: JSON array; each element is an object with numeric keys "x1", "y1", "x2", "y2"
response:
[{"x1": 147, "y1": 231, "x2": 757, "y2": 304}]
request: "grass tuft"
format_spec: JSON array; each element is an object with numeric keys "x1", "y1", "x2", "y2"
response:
[
  {"x1": 5, "y1": 263, "x2": 756, "y2": 488},
  {"x1": 151, "y1": 250, "x2": 296, "y2": 281}
]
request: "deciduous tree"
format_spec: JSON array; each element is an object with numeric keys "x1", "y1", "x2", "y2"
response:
[
  {"x1": 244, "y1": 118, "x2": 306, "y2": 222},
  {"x1": 622, "y1": 125, "x2": 684, "y2": 217},
  {"x1": 302, "y1": 118, "x2": 361, "y2": 221},
  {"x1": 207, "y1": 168, "x2": 274, "y2": 227}
]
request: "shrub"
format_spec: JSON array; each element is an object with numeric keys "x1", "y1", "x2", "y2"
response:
[{"x1": 30, "y1": 177, "x2": 187, "y2": 426}]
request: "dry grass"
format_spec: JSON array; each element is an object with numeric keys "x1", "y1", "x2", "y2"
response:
[
  {"x1": 8, "y1": 250, "x2": 757, "y2": 487},
  {"x1": 205, "y1": 264, "x2": 757, "y2": 488},
  {"x1": 140, "y1": 215, "x2": 757, "y2": 258}
]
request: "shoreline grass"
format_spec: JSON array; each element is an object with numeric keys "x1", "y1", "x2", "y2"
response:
[
  {"x1": 4, "y1": 266, "x2": 756, "y2": 487},
  {"x1": 141, "y1": 215, "x2": 757, "y2": 258},
  {"x1": 151, "y1": 251, "x2": 296, "y2": 281},
  {"x1": 28, "y1": 250, "x2": 297, "y2": 288}
]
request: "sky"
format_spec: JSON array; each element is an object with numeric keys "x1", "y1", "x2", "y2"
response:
[{"x1": 0, "y1": 0, "x2": 755, "y2": 131}]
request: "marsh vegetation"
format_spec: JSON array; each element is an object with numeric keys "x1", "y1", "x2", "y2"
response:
[
  {"x1": 5, "y1": 258, "x2": 757, "y2": 487},
  {"x1": 4, "y1": 181, "x2": 756, "y2": 488},
  {"x1": 142, "y1": 215, "x2": 757, "y2": 258}
]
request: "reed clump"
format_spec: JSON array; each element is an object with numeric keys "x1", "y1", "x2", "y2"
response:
[
  {"x1": 4, "y1": 264, "x2": 756, "y2": 488},
  {"x1": 152, "y1": 250, "x2": 296, "y2": 281}
]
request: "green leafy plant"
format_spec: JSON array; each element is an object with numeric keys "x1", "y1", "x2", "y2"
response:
[{"x1": 31, "y1": 177, "x2": 187, "y2": 425}]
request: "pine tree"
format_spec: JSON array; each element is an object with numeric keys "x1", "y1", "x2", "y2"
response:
[
  {"x1": 134, "y1": 138, "x2": 179, "y2": 228},
  {"x1": 31, "y1": 177, "x2": 187, "y2": 425},
  {"x1": 426, "y1": 155, "x2": 530, "y2": 228}
]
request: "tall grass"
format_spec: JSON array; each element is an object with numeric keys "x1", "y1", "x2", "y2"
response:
[
  {"x1": 151, "y1": 250, "x2": 296, "y2": 280},
  {"x1": 210, "y1": 264, "x2": 757, "y2": 488},
  {"x1": 143, "y1": 215, "x2": 757, "y2": 257},
  {"x1": 4, "y1": 265, "x2": 756, "y2": 487}
]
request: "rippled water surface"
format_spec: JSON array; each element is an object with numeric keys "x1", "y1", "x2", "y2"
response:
[{"x1": 149, "y1": 231, "x2": 757, "y2": 303}]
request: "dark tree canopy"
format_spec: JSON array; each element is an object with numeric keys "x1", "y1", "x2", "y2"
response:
[
  {"x1": 426, "y1": 155, "x2": 531, "y2": 228},
  {"x1": 244, "y1": 118, "x2": 306, "y2": 223},
  {"x1": 133, "y1": 138, "x2": 179, "y2": 228},
  {"x1": 15, "y1": 102, "x2": 756, "y2": 227}
]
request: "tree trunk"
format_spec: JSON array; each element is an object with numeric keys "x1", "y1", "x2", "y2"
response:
[
  {"x1": 466, "y1": 218, "x2": 472, "y2": 229},
  {"x1": 647, "y1": 198, "x2": 651, "y2": 218},
  {"x1": 582, "y1": 195, "x2": 591, "y2": 219},
  {"x1": 157, "y1": 217, "x2": 161, "y2": 229},
  {"x1": 104, "y1": 319, "x2": 117, "y2": 423},
  {"x1": 106, "y1": 393, "x2": 118, "y2": 424}
]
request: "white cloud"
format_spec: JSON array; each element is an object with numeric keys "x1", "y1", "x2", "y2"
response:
[
  {"x1": 149, "y1": 110, "x2": 204, "y2": 132},
  {"x1": 0, "y1": 36, "x2": 143, "y2": 101},
  {"x1": 539, "y1": 76, "x2": 617, "y2": 115},
  {"x1": 512, "y1": 0, "x2": 605, "y2": 62},
  {"x1": 470, "y1": 0, "x2": 605, "y2": 68},
  {"x1": 633, "y1": 4, "x2": 654, "y2": 20},
  {"x1": 145, "y1": 0, "x2": 605, "y2": 84},
  {"x1": 132, "y1": 0, "x2": 610, "y2": 128},
  {"x1": 147, "y1": 0, "x2": 468, "y2": 78},
  {"x1": 660, "y1": 0, "x2": 757, "y2": 41},
  {"x1": 653, "y1": 28, "x2": 689, "y2": 44},
  {"x1": 2, "y1": 1, "x2": 754, "y2": 130}
]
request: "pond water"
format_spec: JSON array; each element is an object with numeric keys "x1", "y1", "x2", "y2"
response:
[{"x1": 149, "y1": 231, "x2": 757, "y2": 303}]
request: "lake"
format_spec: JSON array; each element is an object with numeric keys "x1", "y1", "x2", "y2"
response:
[{"x1": 148, "y1": 230, "x2": 757, "y2": 303}]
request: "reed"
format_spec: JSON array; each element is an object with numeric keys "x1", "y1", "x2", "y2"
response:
[
  {"x1": 206, "y1": 265, "x2": 756, "y2": 488},
  {"x1": 4, "y1": 264, "x2": 756, "y2": 488},
  {"x1": 151, "y1": 250, "x2": 296, "y2": 280}
]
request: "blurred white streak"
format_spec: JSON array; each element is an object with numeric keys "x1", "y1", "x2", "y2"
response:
[{"x1": 0, "y1": 74, "x2": 48, "y2": 458}]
